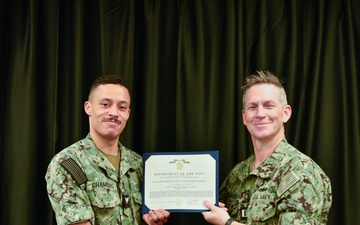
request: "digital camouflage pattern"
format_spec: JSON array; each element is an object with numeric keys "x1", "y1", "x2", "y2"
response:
[
  {"x1": 45, "y1": 134, "x2": 143, "y2": 225},
  {"x1": 220, "y1": 139, "x2": 332, "y2": 225}
]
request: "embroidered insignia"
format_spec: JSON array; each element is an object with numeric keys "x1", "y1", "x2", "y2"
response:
[
  {"x1": 277, "y1": 171, "x2": 300, "y2": 196},
  {"x1": 60, "y1": 158, "x2": 87, "y2": 185}
]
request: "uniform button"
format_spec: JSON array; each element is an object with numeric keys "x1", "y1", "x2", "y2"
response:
[{"x1": 68, "y1": 212, "x2": 74, "y2": 217}]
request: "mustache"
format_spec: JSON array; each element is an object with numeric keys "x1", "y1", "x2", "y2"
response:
[{"x1": 102, "y1": 117, "x2": 121, "y2": 124}]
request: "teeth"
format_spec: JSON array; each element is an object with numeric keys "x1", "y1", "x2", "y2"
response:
[{"x1": 104, "y1": 118, "x2": 121, "y2": 124}]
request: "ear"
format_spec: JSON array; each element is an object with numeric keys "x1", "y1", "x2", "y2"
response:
[
  {"x1": 84, "y1": 101, "x2": 91, "y2": 116},
  {"x1": 283, "y1": 105, "x2": 292, "y2": 123},
  {"x1": 242, "y1": 109, "x2": 246, "y2": 126}
]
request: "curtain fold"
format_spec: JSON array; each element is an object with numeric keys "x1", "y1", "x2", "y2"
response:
[{"x1": 1, "y1": 0, "x2": 359, "y2": 224}]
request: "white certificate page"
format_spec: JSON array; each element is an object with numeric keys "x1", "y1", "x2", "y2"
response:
[{"x1": 142, "y1": 151, "x2": 219, "y2": 213}]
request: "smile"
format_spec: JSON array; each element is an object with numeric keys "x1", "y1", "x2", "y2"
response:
[
  {"x1": 103, "y1": 118, "x2": 121, "y2": 124},
  {"x1": 254, "y1": 122, "x2": 270, "y2": 126}
]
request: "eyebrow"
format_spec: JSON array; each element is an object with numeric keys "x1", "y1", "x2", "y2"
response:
[
  {"x1": 246, "y1": 100, "x2": 276, "y2": 105},
  {"x1": 99, "y1": 98, "x2": 130, "y2": 105},
  {"x1": 263, "y1": 100, "x2": 276, "y2": 104}
]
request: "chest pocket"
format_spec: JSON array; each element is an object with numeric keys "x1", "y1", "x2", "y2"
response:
[
  {"x1": 247, "y1": 191, "x2": 277, "y2": 222},
  {"x1": 86, "y1": 180, "x2": 121, "y2": 208},
  {"x1": 122, "y1": 189, "x2": 141, "y2": 217}
]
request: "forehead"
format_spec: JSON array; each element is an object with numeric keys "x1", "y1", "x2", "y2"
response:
[
  {"x1": 91, "y1": 84, "x2": 130, "y2": 102},
  {"x1": 244, "y1": 83, "x2": 280, "y2": 103}
]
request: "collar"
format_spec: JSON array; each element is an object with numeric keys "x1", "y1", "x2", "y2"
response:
[
  {"x1": 83, "y1": 134, "x2": 139, "y2": 181},
  {"x1": 249, "y1": 139, "x2": 288, "y2": 179}
]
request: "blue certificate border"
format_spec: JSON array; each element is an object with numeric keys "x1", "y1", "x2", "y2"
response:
[{"x1": 142, "y1": 150, "x2": 219, "y2": 213}]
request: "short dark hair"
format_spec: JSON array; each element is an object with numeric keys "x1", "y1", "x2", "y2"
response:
[{"x1": 88, "y1": 74, "x2": 128, "y2": 99}]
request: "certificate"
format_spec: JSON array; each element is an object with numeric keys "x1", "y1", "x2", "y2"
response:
[{"x1": 142, "y1": 151, "x2": 219, "y2": 213}]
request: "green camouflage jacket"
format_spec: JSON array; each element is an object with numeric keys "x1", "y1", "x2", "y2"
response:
[
  {"x1": 220, "y1": 139, "x2": 332, "y2": 225},
  {"x1": 45, "y1": 134, "x2": 143, "y2": 225}
]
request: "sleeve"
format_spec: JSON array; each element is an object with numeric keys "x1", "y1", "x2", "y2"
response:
[
  {"x1": 45, "y1": 158, "x2": 95, "y2": 225},
  {"x1": 219, "y1": 174, "x2": 230, "y2": 203},
  {"x1": 219, "y1": 161, "x2": 248, "y2": 203},
  {"x1": 276, "y1": 160, "x2": 332, "y2": 225},
  {"x1": 219, "y1": 163, "x2": 249, "y2": 220}
]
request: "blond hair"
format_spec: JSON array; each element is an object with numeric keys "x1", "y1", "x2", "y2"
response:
[{"x1": 241, "y1": 70, "x2": 288, "y2": 106}]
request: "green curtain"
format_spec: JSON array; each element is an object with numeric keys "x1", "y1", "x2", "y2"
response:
[{"x1": 1, "y1": 0, "x2": 359, "y2": 224}]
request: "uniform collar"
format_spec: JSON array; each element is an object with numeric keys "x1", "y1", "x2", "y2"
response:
[
  {"x1": 250, "y1": 139, "x2": 288, "y2": 178},
  {"x1": 83, "y1": 133, "x2": 138, "y2": 181}
]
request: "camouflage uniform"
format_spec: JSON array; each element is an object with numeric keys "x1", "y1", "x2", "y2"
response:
[
  {"x1": 45, "y1": 134, "x2": 143, "y2": 225},
  {"x1": 220, "y1": 139, "x2": 332, "y2": 225}
]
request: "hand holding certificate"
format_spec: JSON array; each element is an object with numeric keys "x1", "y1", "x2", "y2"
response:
[{"x1": 142, "y1": 151, "x2": 219, "y2": 213}]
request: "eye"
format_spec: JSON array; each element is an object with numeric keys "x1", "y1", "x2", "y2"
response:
[
  {"x1": 119, "y1": 105, "x2": 128, "y2": 111},
  {"x1": 101, "y1": 103, "x2": 110, "y2": 107},
  {"x1": 247, "y1": 105, "x2": 256, "y2": 110},
  {"x1": 265, "y1": 104, "x2": 275, "y2": 108}
]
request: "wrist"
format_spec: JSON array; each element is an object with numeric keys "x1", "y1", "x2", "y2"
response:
[{"x1": 225, "y1": 217, "x2": 235, "y2": 225}]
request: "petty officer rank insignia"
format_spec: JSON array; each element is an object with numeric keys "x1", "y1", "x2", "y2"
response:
[{"x1": 123, "y1": 195, "x2": 130, "y2": 208}]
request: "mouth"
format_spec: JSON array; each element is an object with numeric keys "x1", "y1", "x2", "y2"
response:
[
  {"x1": 103, "y1": 118, "x2": 121, "y2": 124},
  {"x1": 253, "y1": 122, "x2": 270, "y2": 126}
]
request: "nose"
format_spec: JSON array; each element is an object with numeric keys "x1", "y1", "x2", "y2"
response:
[
  {"x1": 108, "y1": 105, "x2": 119, "y2": 117},
  {"x1": 255, "y1": 106, "x2": 266, "y2": 118}
]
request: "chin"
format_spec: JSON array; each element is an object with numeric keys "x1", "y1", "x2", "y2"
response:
[
  {"x1": 252, "y1": 132, "x2": 272, "y2": 139},
  {"x1": 102, "y1": 132, "x2": 120, "y2": 140}
]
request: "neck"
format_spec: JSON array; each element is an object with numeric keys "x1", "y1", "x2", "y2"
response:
[
  {"x1": 90, "y1": 132, "x2": 119, "y2": 156},
  {"x1": 252, "y1": 133, "x2": 284, "y2": 166}
]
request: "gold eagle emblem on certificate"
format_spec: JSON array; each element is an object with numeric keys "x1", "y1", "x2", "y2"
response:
[{"x1": 169, "y1": 159, "x2": 190, "y2": 170}]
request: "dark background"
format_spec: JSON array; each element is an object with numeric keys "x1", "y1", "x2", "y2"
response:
[{"x1": 1, "y1": 0, "x2": 359, "y2": 224}]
